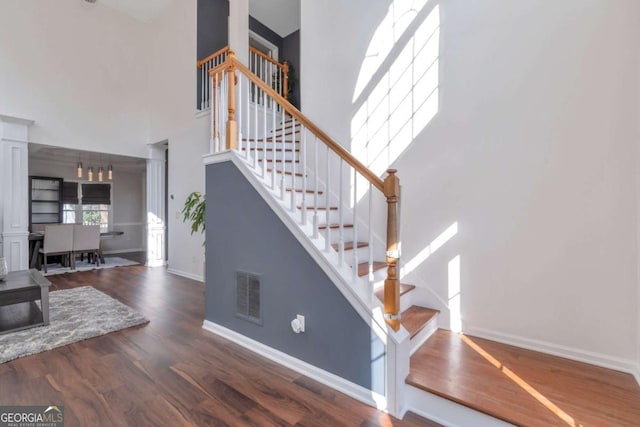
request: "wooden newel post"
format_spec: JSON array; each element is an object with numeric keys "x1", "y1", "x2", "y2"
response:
[
  {"x1": 226, "y1": 50, "x2": 238, "y2": 150},
  {"x1": 283, "y1": 61, "x2": 289, "y2": 100},
  {"x1": 384, "y1": 169, "x2": 401, "y2": 331}
]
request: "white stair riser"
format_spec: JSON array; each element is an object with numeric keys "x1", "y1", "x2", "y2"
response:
[
  {"x1": 409, "y1": 320, "x2": 438, "y2": 356},
  {"x1": 319, "y1": 227, "x2": 355, "y2": 244},
  {"x1": 241, "y1": 150, "x2": 298, "y2": 161},
  {"x1": 261, "y1": 161, "x2": 300, "y2": 173},
  {"x1": 244, "y1": 141, "x2": 299, "y2": 150}
]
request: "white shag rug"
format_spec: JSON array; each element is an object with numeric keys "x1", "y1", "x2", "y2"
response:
[
  {"x1": 0, "y1": 286, "x2": 149, "y2": 364},
  {"x1": 43, "y1": 256, "x2": 139, "y2": 276}
]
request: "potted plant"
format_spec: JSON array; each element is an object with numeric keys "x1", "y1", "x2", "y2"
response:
[{"x1": 182, "y1": 192, "x2": 205, "y2": 236}]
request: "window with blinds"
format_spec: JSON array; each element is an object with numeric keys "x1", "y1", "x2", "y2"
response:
[{"x1": 63, "y1": 183, "x2": 112, "y2": 231}]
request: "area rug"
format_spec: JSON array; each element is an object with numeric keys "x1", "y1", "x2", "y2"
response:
[
  {"x1": 0, "y1": 286, "x2": 149, "y2": 364},
  {"x1": 43, "y1": 256, "x2": 139, "y2": 276}
]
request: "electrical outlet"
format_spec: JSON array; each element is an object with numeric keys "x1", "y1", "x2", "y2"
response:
[{"x1": 291, "y1": 314, "x2": 305, "y2": 333}]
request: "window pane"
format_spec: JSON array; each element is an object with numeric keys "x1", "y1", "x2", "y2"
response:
[{"x1": 63, "y1": 211, "x2": 76, "y2": 224}]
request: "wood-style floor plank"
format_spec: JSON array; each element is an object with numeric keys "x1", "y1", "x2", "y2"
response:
[
  {"x1": 0, "y1": 264, "x2": 438, "y2": 427},
  {"x1": 407, "y1": 329, "x2": 640, "y2": 427}
]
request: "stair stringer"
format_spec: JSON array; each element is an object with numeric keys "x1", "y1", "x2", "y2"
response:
[{"x1": 203, "y1": 150, "x2": 411, "y2": 416}]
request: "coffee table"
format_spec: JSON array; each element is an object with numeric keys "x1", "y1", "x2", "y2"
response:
[{"x1": 0, "y1": 269, "x2": 51, "y2": 335}]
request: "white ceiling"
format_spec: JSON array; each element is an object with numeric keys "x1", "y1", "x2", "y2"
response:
[
  {"x1": 98, "y1": 0, "x2": 173, "y2": 23},
  {"x1": 29, "y1": 144, "x2": 146, "y2": 171},
  {"x1": 250, "y1": 0, "x2": 301, "y2": 38}
]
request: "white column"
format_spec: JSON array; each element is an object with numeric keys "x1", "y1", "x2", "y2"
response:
[
  {"x1": 0, "y1": 115, "x2": 33, "y2": 272},
  {"x1": 146, "y1": 145, "x2": 166, "y2": 267},
  {"x1": 229, "y1": 0, "x2": 249, "y2": 65}
]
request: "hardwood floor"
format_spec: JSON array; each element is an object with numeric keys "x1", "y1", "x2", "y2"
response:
[
  {"x1": 407, "y1": 329, "x2": 640, "y2": 427},
  {"x1": 0, "y1": 266, "x2": 439, "y2": 427}
]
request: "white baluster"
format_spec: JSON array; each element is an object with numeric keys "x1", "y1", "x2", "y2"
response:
[
  {"x1": 301, "y1": 129, "x2": 307, "y2": 225},
  {"x1": 368, "y1": 182, "x2": 374, "y2": 283},
  {"x1": 209, "y1": 73, "x2": 214, "y2": 153},
  {"x1": 290, "y1": 117, "x2": 296, "y2": 212},
  {"x1": 221, "y1": 73, "x2": 227, "y2": 150},
  {"x1": 270, "y1": 62, "x2": 274, "y2": 106},
  {"x1": 238, "y1": 74, "x2": 243, "y2": 153},
  {"x1": 325, "y1": 146, "x2": 331, "y2": 252},
  {"x1": 280, "y1": 106, "x2": 286, "y2": 200},
  {"x1": 245, "y1": 77, "x2": 250, "y2": 160},
  {"x1": 253, "y1": 81, "x2": 258, "y2": 169},
  {"x1": 338, "y1": 158, "x2": 344, "y2": 266},
  {"x1": 262, "y1": 89, "x2": 267, "y2": 179},
  {"x1": 352, "y1": 169, "x2": 358, "y2": 282},
  {"x1": 271, "y1": 91, "x2": 276, "y2": 190},
  {"x1": 260, "y1": 58, "x2": 264, "y2": 104},
  {"x1": 313, "y1": 136, "x2": 319, "y2": 238},
  {"x1": 213, "y1": 72, "x2": 219, "y2": 152}
]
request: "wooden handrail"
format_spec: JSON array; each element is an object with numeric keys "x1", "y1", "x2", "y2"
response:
[
  {"x1": 197, "y1": 46, "x2": 230, "y2": 69},
  {"x1": 210, "y1": 53, "x2": 384, "y2": 192},
  {"x1": 249, "y1": 46, "x2": 283, "y2": 68}
]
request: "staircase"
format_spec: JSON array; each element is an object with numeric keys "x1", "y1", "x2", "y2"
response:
[
  {"x1": 202, "y1": 50, "x2": 449, "y2": 418},
  {"x1": 200, "y1": 49, "x2": 640, "y2": 427}
]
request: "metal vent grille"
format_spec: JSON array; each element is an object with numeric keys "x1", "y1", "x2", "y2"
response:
[{"x1": 236, "y1": 271, "x2": 261, "y2": 324}]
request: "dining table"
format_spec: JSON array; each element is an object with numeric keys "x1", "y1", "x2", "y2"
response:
[{"x1": 28, "y1": 230, "x2": 125, "y2": 269}]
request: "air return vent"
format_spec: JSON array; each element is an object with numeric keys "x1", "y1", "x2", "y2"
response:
[{"x1": 236, "y1": 271, "x2": 261, "y2": 324}]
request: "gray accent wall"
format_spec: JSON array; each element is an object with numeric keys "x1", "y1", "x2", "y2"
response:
[
  {"x1": 282, "y1": 30, "x2": 300, "y2": 108},
  {"x1": 197, "y1": 0, "x2": 229, "y2": 60},
  {"x1": 197, "y1": 0, "x2": 229, "y2": 108},
  {"x1": 205, "y1": 161, "x2": 385, "y2": 393},
  {"x1": 249, "y1": 16, "x2": 283, "y2": 53}
]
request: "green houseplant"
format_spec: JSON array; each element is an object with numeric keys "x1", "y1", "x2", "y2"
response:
[{"x1": 182, "y1": 192, "x2": 205, "y2": 236}]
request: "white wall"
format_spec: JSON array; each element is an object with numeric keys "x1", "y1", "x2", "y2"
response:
[
  {"x1": 302, "y1": 0, "x2": 640, "y2": 367},
  {"x1": 28, "y1": 158, "x2": 145, "y2": 253},
  {"x1": 145, "y1": 0, "x2": 210, "y2": 280},
  {"x1": 0, "y1": 0, "x2": 149, "y2": 158},
  {"x1": 0, "y1": 0, "x2": 211, "y2": 279}
]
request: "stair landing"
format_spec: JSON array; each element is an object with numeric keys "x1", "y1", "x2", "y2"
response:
[{"x1": 406, "y1": 329, "x2": 640, "y2": 426}]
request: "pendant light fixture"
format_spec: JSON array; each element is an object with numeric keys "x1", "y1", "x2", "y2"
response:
[
  {"x1": 108, "y1": 164, "x2": 113, "y2": 180},
  {"x1": 88, "y1": 166, "x2": 94, "y2": 182},
  {"x1": 98, "y1": 166, "x2": 104, "y2": 182},
  {"x1": 77, "y1": 162, "x2": 83, "y2": 178}
]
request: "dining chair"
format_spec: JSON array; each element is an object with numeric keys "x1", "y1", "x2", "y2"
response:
[
  {"x1": 73, "y1": 225, "x2": 101, "y2": 268},
  {"x1": 39, "y1": 224, "x2": 74, "y2": 273}
]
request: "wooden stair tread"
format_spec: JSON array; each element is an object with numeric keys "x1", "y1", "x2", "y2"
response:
[
  {"x1": 374, "y1": 283, "x2": 416, "y2": 302},
  {"x1": 242, "y1": 132, "x2": 300, "y2": 142},
  {"x1": 286, "y1": 188, "x2": 323, "y2": 194},
  {"x1": 267, "y1": 168, "x2": 304, "y2": 177},
  {"x1": 318, "y1": 224, "x2": 353, "y2": 230},
  {"x1": 406, "y1": 329, "x2": 640, "y2": 426},
  {"x1": 357, "y1": 261, "x2": 386, "y2": 277},
  {"x1": 401, "y1": 306, "x2": 439, "y2": 339},
  {"x1": 258, "y1": 159, "x2": 299, "y2": 163},
  {"x1": 331, "y1": 241, "x2": 369, "y2": 251},
  {"x1": 271, "y1": 123, "x2": 302, "y2": 133},
  {"x1": 298, "y1": 206, "x2": 338, "y2": 210},
  {"x1": 240, "y1": 147, "x2": 299, "y2": 152}
]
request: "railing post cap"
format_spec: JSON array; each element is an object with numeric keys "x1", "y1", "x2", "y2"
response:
[
  {"x1": 228, "y1": 50, "x2": 236, "y2": 57},
  {"x1": 387, "y1": 169, "x2": 397, "y2": 175}
]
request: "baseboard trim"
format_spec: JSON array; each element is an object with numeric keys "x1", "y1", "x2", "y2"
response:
[
  {"x1": 202, "y1": 320, "x2": 387, "y2": 411},
  {"x1": 167, "y1": 268, "x2": 204, "y2": 283},
  {"x1": 102, "y1": 248, "x2": 144, "y2": 255},
  {"x1": 465, "y1": 326, "x2": 638, "y2": 380}
]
